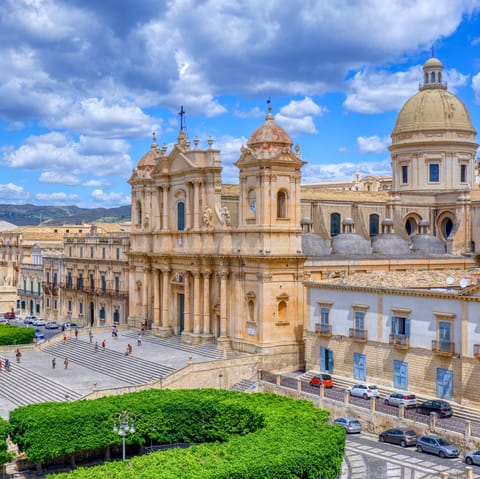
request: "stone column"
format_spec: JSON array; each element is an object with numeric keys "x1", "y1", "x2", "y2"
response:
[
  {"x1": 184, "y1": 274, "x2": 191, "y2": 333},
  {"x1": 160, "y1": 268, "x2": 170, "y2": 332},
  {"x1": 192, "y1": 272, "x2": 201, "y2": 339},
  {"x1": 193, "y1": 180, "x2": 200, "y2": 229},
  {"x1": 202, "y1": 271, "x2": 212, "y2": 338},
  {"x1": 153, "y1": 268, "x2": 160, "y2": 328},
  {"x1": 217, "y1": 270, "x2": 231, "y2": 348},
  {"x1": 161, "y1": 185, "x2": 169, "y2": 231}
]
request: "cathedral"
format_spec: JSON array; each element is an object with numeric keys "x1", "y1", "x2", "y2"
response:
[{"x1": 128, "y1": 56, "x2": 480, "y2": 381}]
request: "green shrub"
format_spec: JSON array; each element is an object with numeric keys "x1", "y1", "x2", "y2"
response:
[
  {"x1": 0, "y1": 417, "x2": 13, "y2": 465},
  {"x1": 0, "y1": 324, "x2": 35, "y2": 345},
  {"x1": 10, "y1": 389, "x2": 344, "y2": 478}
]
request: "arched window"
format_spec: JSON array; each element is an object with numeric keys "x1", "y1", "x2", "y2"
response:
[
  {"x1": 177, "y1": 201, "x2": 185, "y2": 231},
  {"x1": 369, "y1": 214, "x2": 379, "y2": 237},
  {"x1": 330, "y1": 213, "x2": 341, "y2": 237},
  {"x1": 405, "y1": 217, "x2": 417, "y2": 236},
  {"x1": 438, "y1": 72, "x2": 442, "y2": 83},
  {"x1": 431, "y1": 72, "x2": 435, "y2": 83},
  {"x1": 136, "y1": 200, "x2": 142, "y2": 225},
  {"x1": 441, "y1": 218, "x2": 454, "y2": 239},
  {"x1": 247, "y1": 189, "x2": 256, "y2": 217},
  {"x1": 278, "y1": 301, "x2": 287, "y2": 322},
  {"x1": 277, "y1": 190, "x2": 287, "y2": 218},
  {"x1": 424, "y1": 72, "x2": 429, "y2": 84}
]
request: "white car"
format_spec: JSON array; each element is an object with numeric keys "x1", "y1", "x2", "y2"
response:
[
  {"x1": 346, "y1": 383, "x2": 379, "y2": 399},
  {"x1": 32, "y1": 318, "x2": 46, "y2": 326}
]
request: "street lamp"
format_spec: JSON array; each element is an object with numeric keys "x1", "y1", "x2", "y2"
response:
[{"x1": 113, "y1": 411, "x2": 135, "y2": 460}]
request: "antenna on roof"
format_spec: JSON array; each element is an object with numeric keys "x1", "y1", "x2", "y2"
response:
[{"x1": 431, "y1": 44, "x2": 434, "y2": 58}]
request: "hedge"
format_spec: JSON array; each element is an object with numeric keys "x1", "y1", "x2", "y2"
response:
[
  {"x1": 9, "y1": 389, "x2": 344, "y2": 479},
  {"x1": 0, "y1": 324, "x2": 35, "y2": 346},
  {"x1": 0, "y1": 417, "x2": 12, "y2": 465}
]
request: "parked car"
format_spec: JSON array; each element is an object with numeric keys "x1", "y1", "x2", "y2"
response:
[
  {"x1": 416, "y1": 435, "x2": 459, "y2": 458},
  {"x1": 32, "y1": 318, "x2": 45, "y2": 326},
  {"x1": 416, "y1": 400, "x2": 453, "y2": 418},
  {"x1": 3, "y1": 312, "x2": 15, "y2": 320},
  {"x1": 45, "y1": 321, "x2": 59, "y2": 329},
  {"x1": 23, "y1": 315, "x2": 37, "y2": 324},
  {"x1": 61, "y1": 322, "x2": 85, "y2": 330},
  {"x1": 465, "y1": 450, "x2": 480, "y2": 465},
  {"x1": 33, "y1": 330, "x2": 45, "y2": 343},
  {"x1": 333, "y1": 416, "x2": 362, "y2": 434},
  {"x1": 309, "y1": 373, "x2": 333, "y2": 388},
  {"x1": 379, "y1": 428, "x2": 417, "y2": 447},
  {"x1": 384, "y1": 392, "x2": 417, "y2": 408},
  {"x1": 346, "y1": 383, "x2": 379, "y2": 399}
]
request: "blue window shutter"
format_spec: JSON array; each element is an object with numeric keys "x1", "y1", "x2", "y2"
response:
[
  {"x1": 320, "y1": 346, "x2": 326, "y2": 371},
  {"x1": 405, "y1": 318, "x2": 411, "y2": 336}
]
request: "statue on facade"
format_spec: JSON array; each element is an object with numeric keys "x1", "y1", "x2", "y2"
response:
[
  {"x1": 221, "y1": 206, "x2": 231, "y2": 227},
  {"x1": 202, "y1": 207, "x2": 213, "y2": 228}
]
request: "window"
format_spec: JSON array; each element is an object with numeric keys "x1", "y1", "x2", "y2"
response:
[
  {"x1": 330, "y1": 213, "x2": 341, "y2": 237},
  {"x1": 46, "y1": 271, "x2": 50, "y2": 283},
  {"x1": 369, "y1": 214, "x2": 379, "y2": 237},
  {"x1": 136, "y1": 200, "x2": 142, "y2": 225},
  {"x1": 77, "y1": 273, "x2": 84, "y2": 291},
  {"x1": 353, "y1": 353, "x2": 366, "y2": 381},
  {"x1": 247, "y1": 189, "x2": 256, "y2": 217},
  {"x1": 391, "y1": 316, "x2": 410, "y2": 336},
  {"x1": 429, "y1": 163, "x2": 439, "y2": 182},
  {"x1": 54, "y1": 299, "x2": 57, "y2": 309},
  {"x1": 441, "y1": 218, "x2": 453, "y2": 239},
  {"x1": 354, "y1": 311, "x2": 365, "y2": 334},
  {"x1": 100, "y1": 307, "x2": 106, "y2": 320},
  {"x1": 431, "y1": 72, "x2": 435, "y2": 83},
  {"x1": 177, "y1": 201, "x2": 185, "y2": 231},
  {"x1": 53, "y1": 273, "x2": 57, "y2": 287},
  {"x1": 405, "y1": 217, "x2": 417, "y2": 236},
  {"x1": 438, "y1": 321, "x2": 452, "y2": 352},
  {"x1": 23, "y1": 279, "x2": 26, "y2": 292},
  {"x1": 116, "y1": 248, "x2": 120, "y2": 260},
  {"x1": 101, "y1": 275, "x2": 107, "y2": 293},
  {"x1": 69, "y1": 246, "x2": 72, "y2": 256},
  {"x1": 460, "y1": 164, "x2": 467, "y2": 183},
  {"x1": 67, "y1": 272, "x2": 73, "y2": 289},
  {"x1": 37, "y1": 282, "x2": 41, "y2": 295},
  {"x1": 90, "y1": 247, "x2": 94, "y2": 258},
  {"x1": 68, "y1": 300, "x2": 72, "y2": 312},
  {"x1": 30, "y1": 281, "x2": 34, "y2": 294},
  {"x1": 46, "y1": 298, "x2": 50, "y2": 308},
  {"x1": 89, "y1": 273, "x2": 94, "y2": 291},
  {"x1": 102, "y1": 247, "x2": 106, "y2": 259},
  {"x1": 79, "y1": 302, "x2": 83, "y2": 315},
  {"x1": 114, "y1": 276, "x2": 120, "y2": 294},
  {"x1": 277, "y1": 190, "x2": 287, "y2": 218},
  {"x1": 79, "y1": 247, "x2": 83, "y2": 258},
  {"x1": 401, "y1": 165, "x2": 408, "y2": 184}
]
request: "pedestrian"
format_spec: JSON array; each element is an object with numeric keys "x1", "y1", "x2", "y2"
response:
[
  {"x1": 15, "y1": 349, "x2": 22, "y2": 363},
  {"x1": 64, "y1": 357, "x2": 69, "y2": 369},
  {"x1": 74, "y1": 328, "x2": 78, "y2": 339},
  {"x1": 63, "y1": 334, "x2": 67, "y2": 344},
  {"x1": 0, "y1": 359, "x2": 2, "y2": 371},
  {"x1": 101, "y1": 339, "x2": 106, "y2": 350},
  {"x1": 89, "y1": 330, "x2": 93, "y2": 344},
  {"x1": 111, "y1": 325, "x2": 118, "y2": 338},
  {"x1": 5, "y1": 359, "x2": 10, "y2": 372},
  {"x1": 52, "y1": 357, "x2": 56, "y2": 369},
  {"x1": 137, "y1": 333, "x2": 142, "y2": 346},
  {"x1": 94, "y1": 341, "x2": 99, "y2": 352}
]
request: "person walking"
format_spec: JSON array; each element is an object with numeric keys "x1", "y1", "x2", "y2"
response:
[
  {"x1": 5, "y1": 359, "x2": 10, "y2": 372},
  {"x1": 63, "y1": 334, "x2": 67, "y2": 344},
  {"x1": 0, "y1": 359, "x2": 2, "y2": 371},
  {"x1": 15, "y1": 349, "x2": 22, "y2": 363},
  {"x1": 74, "y1": 328, "x2": 78, "y2": 340},
  {"x1": 52, "y1": 357, "x2": 56, "y2": 369},
  {"x1": 101, "y1": 339, "x2": 106, "y2": 350},
  {"x1": 64, "y1": 357, "x2": 69, "y2": 369},
  {"x1": 94, "y1": 341, "x2": 99, "y2": 352},
  {"x1": 137, "y1": 333, "x2": 142, "y2": 346},
  {"x1": 88, "y1": 330, "x2": 93, "y2": 344}
]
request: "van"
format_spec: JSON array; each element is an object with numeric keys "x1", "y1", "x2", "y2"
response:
[{"x1": 34, "y1": 331, "x2": 45, "y2": 343}]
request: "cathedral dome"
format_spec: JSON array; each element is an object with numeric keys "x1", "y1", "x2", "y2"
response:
[
  {"x1": 247, "y1": 106, "x2": 293, "y2": 151},
  {"x1": 331, "y1": 233, "x2": 372, "y2": 256},
  {"x1": 392, "y1": 58, "x2": 475, "y2": 136},
  {"x1": 137, "y1": 134, "x2": 161, "y2": 171},
  {"x1": 302, "y1": 233, "x2": 331, "y2": 257},
  {"x1": 371, "y1": 234, "x2": 410, "y2": 255}
]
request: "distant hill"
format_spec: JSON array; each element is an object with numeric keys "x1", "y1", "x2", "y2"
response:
[{"x1": 0, "y1": 204, "x2": 131, "y2": 226}]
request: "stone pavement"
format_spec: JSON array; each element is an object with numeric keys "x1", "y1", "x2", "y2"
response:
[{"x1": 0, "y1": 328, "x2": 231, "y2": 419}]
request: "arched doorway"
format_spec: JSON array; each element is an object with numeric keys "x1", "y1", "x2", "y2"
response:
[{"x1": 89, "y1": 301, "x2": 95, "y2": 327}]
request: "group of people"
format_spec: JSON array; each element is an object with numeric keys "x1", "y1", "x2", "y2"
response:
[{"x1": 51, "y1": 357, "x2": 69, "y2": 369}]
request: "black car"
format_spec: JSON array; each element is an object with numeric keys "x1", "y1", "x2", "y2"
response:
[
  {"x1": 379, "y1": 428, "x2": 417, "y2": 447},
  {"x1": 416, "y1": 400, "x2": 453, "y2": 418}
]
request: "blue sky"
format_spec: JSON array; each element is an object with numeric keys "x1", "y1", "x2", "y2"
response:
[{"x1": 1, "y1": 1, "x2": 480, "y2": 208}]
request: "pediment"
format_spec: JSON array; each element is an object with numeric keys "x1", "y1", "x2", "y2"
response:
[{"x1": 152, "y1": 145, "x2": 196, "y2": 176}]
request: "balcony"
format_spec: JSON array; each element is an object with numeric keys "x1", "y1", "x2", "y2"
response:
[
  {"x1": 349, "y1": 328, "x2": 368, "y2": 342},
  {"x1": 315, "y1": 323, "x2": 332, "y2": 337},
  {"x1": 389, "y1": 334, "x2": 410, "y2": 349},
  {"x1": 474, "y1": 344, "x2": 480, "y2": 358},
  {"x1": 432, "y1": 340, "x2": 455, "y2": 357}
]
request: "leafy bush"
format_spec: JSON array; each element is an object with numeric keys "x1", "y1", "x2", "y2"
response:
[
  {"x1": 0, "y1": 417, "x2": 13, "y2": 465},
  {"x1": 0, "y1": 324, "x2": 35, "y2": 345},
  {"x1": 10, "y1": 389, "x2": 344, "y2": 478}
]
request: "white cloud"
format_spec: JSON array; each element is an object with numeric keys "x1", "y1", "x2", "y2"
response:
[
  {"x1": 275, "y1": 97, "x2": 327, "y2": 136},
  {"x1": 39, "y1": 171, "x2": 81, "y2": 185},
  {"x1": 302, "y1": 159, "x2": 392, "y2": 182},
  {"x1": 35, "y1": 192, "x2": 80, "y2": 203},
  {"x1": 472, "y1": 72, "x2": 480, "y2": 103},
  {"x1": 91, "y1": 189, "x2": 131, "y2": 206},
  {"x1": 0, "y1": 182, "x2": 29, "y2": 201},
  {"x1": 357, "y1": 135, "x2": 391, "y2": 153}
]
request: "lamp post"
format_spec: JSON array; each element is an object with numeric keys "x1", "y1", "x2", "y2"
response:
[{"x1": 113, "y1": 411, "x2": 135, "y2": 460}]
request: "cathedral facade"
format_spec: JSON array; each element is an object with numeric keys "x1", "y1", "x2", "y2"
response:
[{"x1": 128, "y1": 56, "x2": 480, "y2": 374}]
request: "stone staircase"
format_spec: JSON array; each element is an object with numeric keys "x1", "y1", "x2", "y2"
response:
[
  {"x1": 0, "y1": 357, "x2": 83, "y2": 407},
  {"x1": 42, "y1": 338, "x2": 176, "y2": 386},
  {"x1": 230, "y1": 378, "x2": 257, "y2": 392},
  {"x1": 122, "y1": 331, "x2": 241, "y2": 360}
]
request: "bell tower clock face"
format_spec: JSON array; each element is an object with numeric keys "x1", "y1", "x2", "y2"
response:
[{"x1": 249, "y1": 200, "x2": 256, "y2": 212}]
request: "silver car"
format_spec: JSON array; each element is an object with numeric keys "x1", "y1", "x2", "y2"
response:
[
  {"x1": 333, "y1": 416, "x2": 362, "y2": 434},
  {"x1": 347, "y1": 383, "x2": 379, "y2": 399},
  {"x1": 384, "y1": 392, "x2": 417, "y2": 408},
  {"x1": 465, "y1": 450, "x2": 480, "y2": 465},
  {"x1": 416, "y1": 435, "x2": 459, "y2": 458}
]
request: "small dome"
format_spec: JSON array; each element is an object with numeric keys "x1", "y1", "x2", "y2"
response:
[
  {"x1": 372, "y1": 234, "x2": 410, "y2": 255},
  {"x1": 331, "y1": 233, "x2": 372, "y2": 256},
  {"x1": 423, "y1": 57, "x2": 443, "y2": 69},
  {"x1": 302, "y1": 233, "x2": 331, "y2": 257},
  {"x1": 137, "y1": 134, "x2": 161, "y2": 171},
  {"x1": 411, "y1": 234, "x2": 446, "y2": 255},
  {"x1": 247, "y1": 106, "x2": 292, "y2": 151}
]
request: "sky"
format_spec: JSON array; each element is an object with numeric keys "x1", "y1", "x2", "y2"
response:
[{"x1": 1, "y1": 1, "x2": 480, "y2": 208}]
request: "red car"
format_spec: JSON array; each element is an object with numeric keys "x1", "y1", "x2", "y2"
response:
[
  {"x1": 309, "y1": 373, "x2": 333, "y2": 388},
  {"x1": 3, "y1": 312, "x2": 15, "y2": 320}
]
